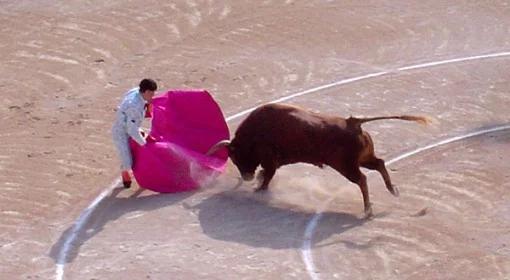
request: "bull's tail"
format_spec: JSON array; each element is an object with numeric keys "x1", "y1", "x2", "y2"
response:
[
  {"x1": 346, "y1": 115, "x2": 430, "y2": 133},
  {"x1": 357, "y1": 115, "x2": 430, "y2": 125}
]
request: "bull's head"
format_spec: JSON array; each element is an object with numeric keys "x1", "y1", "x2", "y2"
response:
[{"x1": 207, "y1": 139, "x2": 257, "y2": 181}]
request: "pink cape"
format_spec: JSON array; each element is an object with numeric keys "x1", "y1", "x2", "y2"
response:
[{"x1": 129, "y1": 90, "x2": 229, "y2": 193}]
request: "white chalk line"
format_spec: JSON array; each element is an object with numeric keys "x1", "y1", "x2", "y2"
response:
[
  {"x1": 227, "y1": 51, "x2": 510, "y2": 123},
  {"x1": 300, "y1": 124, "x2": 510, "y2": 280},
  {"x1": 55, "y1": 178, "x2": 120, "y2": 280},
  {"x1": 55, "y1": 51, "x2": 510, "y2": 280}
]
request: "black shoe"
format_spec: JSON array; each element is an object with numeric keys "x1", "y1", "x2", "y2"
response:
[{"x1": 123, "y1": 180, "x2": 132, "y2": 189}]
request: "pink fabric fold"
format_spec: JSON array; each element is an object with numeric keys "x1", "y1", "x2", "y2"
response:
[{"x1": 129, "y1": 90, "x2": 229, "y2": 192}]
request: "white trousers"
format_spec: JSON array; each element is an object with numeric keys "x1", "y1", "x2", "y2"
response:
[{"x1": 112, "y1": 124, "x2": 133, "y2": 171}]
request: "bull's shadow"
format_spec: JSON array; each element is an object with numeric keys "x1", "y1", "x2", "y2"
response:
[
  {"x1": 192, "y1": 190, "x2": 368, "y2": 250},
  {"x1": 49, "y1": 186, "x2": 193, "y2": 265}
]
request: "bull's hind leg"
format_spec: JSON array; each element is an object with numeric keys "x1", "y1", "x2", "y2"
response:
[
  {"x1": 333, "y1": 163, "x2": 373, "y2": 218},
  {"x1": 361, "y1": 157, "x2": 399, "y2": 197},
  {"x1": 353, "y1": 171, "x2": 372, "y2": 218}
]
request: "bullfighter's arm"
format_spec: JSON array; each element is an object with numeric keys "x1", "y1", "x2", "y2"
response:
[{"x1": 125, "y1": 107, "x2": 147, "y2": 146}]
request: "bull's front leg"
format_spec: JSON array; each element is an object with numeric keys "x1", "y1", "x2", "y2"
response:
[{"x1": 255, "y1": 162, "x2": 277, "y2": 192}]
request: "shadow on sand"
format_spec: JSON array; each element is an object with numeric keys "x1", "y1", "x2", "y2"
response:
[
  {"x1": 190, "y1": 190, "x2": 369, "y2": 250},
  {"x1": 50, "y1": 174, "x2": 377, "y2": 265},
  {"x1": 49, "y1": 187, "x2": 193, "y2": 265}
]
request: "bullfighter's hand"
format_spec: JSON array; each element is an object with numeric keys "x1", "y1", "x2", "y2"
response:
[
  {"x1": 145, "y1": 134, "x2": 156, "y2": 144},
  {"x1": 139, "y1": 128, "x2": 146, "y2": 138}
]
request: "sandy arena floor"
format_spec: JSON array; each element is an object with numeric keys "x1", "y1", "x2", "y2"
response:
[{"x1": 1, "y1": 1, "x2": 510, "y2": 279}]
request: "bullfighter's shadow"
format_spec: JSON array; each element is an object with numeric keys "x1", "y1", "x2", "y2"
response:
[
  {"x1": 192, "y1": 190, "x2": 369, "y2": 250},
  {"x1": 49, "y1": 186, "x2": 193, "y2": 265}
]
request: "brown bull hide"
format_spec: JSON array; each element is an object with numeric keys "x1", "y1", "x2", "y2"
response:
[{"x1": 208, "y1": 103, "x2": 429, "y2": 217}]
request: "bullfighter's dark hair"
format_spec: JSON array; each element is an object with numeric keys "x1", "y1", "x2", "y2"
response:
[{"x1": 139, "y1": 78, "x2": 157, "y2": 92}]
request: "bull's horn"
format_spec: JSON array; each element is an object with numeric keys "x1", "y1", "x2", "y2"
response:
[{"x1": 206, "y1": 140, "x2": 231, "y2": 156}]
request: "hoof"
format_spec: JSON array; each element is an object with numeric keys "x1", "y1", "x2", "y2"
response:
[
  {"x1": 241, "y1": 173, "x2": 255, "y2": 181},
  {"x1": 364, "y1": 210, "x2": 374, "y2": 219},
  {"x1": 388, "y1": 185, "x2": 399, "y2": 197},
  {"x1": 364, "y1": 204, "x2": 373, "y2": 219},
  {"x1": 254, "y1": 186, "x2": 268, "y2": 192}
]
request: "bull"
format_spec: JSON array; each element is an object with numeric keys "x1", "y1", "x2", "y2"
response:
[{"x1": 207, "y1": 103, "x2": 428, "y2": 217}]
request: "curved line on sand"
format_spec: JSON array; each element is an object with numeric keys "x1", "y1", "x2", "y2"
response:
[
  {"x1": 301, "y1": 124, "x2": 510, "y2": 280},
  {"x1": 55, "y1": 179, "x2": 120, "y2": 279},
  {"x1": 227, "y1": 51, "x2": 510, "y2": 122},
  {"x1": 55, "y1": 51, "x2": 510, "y2": 280}
]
